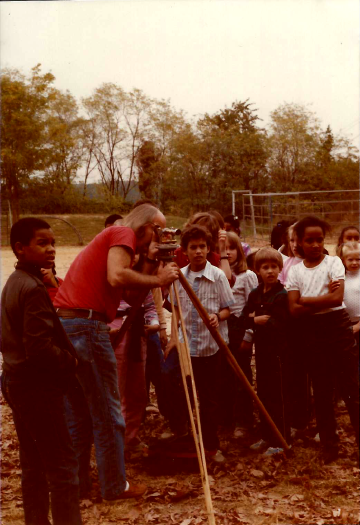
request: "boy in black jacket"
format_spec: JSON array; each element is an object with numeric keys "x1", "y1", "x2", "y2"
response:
[
  {"x1": 240, "y1": 247, "x2": 290, "y2": 455},
  {"x1": 1, "y1": 218, "x2": 82, "y2": 525}
]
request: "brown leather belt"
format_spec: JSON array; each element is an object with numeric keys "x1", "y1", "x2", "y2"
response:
[{"x1": 56, "y1": 308, "x2": 108, "y2": 323}]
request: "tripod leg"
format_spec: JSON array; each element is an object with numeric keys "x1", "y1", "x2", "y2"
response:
[{"x1": 169, "y1": 285, "x2": 216, "y2": 525}]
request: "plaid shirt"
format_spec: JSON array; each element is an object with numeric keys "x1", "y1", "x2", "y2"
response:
[{"x1": 174, "y1": 261, "x2": 234, "y2": 357}]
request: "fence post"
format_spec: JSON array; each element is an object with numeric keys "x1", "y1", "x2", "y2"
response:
[
  {"x1": 269, "y1": 196, "x2": 273, "y2": 237},
  {"x1": 6, "y1": 212, "x2": 9, "y2": 244},
  {"x1": 8, "y1": 201, "x2": 13, "y2": 228},
  {"x1": 232, "y1": 191, "x2": 236, "y2": 216},
  {"x1": 249, "y1": 191, "x2": 257, "y2": 241},
  {"x1": 295, "y1": 193, "x2": 300, "y2": 218}
]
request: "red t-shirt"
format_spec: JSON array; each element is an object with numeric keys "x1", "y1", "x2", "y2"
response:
[
  {"x1": 54, "y1": 227, "x2": 136, "y2": 322},
  {"x1": 45, "y1": 277, "x2": 64, "y2": 303}
]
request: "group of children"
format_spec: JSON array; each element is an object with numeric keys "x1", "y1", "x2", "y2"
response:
[
  {"x1": 2, "y1": 211, "x2": 359, "y2": 523},
  {"x1": 158, "y1": 216, "x2": 359, "y2": 464}
]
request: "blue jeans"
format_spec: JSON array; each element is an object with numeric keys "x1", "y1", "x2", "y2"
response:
[
  {"x1": 1, "y1": 372, "x2": 82, "y2": 525},
  {"x1": 60, "y1": 318, "x2": 126, "y2": 500}
]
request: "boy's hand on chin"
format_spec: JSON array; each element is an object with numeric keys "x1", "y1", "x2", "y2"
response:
[
  {"x1": 41, "y1": 268, "x2": 58, "y2": 287},
  {"x1": 254, "y1": 315, "x2": 270, "y2": 325},
  {"x1": 218, "y1": 230, "x2": 227, "y2": 253}
]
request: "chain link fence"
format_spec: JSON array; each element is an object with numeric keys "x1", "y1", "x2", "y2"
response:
[{"x1": 232, "y1": 189, "x2": 360, "y2": 243}]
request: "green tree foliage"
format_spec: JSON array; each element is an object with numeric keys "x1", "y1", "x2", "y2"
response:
[
  {"x1": 1, "y1": 65, "x2": 56, "y2": 222},
  {"x1": 163, "y1": 127, "x2": 211, "y2": 214},
  {"x1": 136, "y1": 100, "x2": 189, "y2": 207},
  {"x1": 316, "y1": 129, "x2": 359, "y2": 191},
  {"x1": 82, "y1": 84, "x2": 153, "y2": 199},
  {"x1": 42, "y1": 90, "x2": 85, "y2": 193},
  {"x1": 163, "y1": 100, "x2": 268, "y2": 215},
  {"x1": 136, "y1": 140, "x2": 160, "y2": 201},
  {"x1": 2, "y1": 65, "x2": 358, "y2": 221},
  {"x1": 267, "y1": 102, "x2": 322, "y2": 191},
  {"x1": 198, "y1": 100, "x2": 268, "y2": 194}
]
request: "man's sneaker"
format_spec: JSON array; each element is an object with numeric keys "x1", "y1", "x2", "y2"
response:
[
  {"x1": 104, "y1": 481, "x2": 147, "y2": 501},
  {"x1": 263, "y1": 447, "x2": 284, "y2": 456},
  {"x1": 250, "y1": 439, "x2": 269, "y2": 453},
  {"x1": 233, "y1": 427, "x2": 249, "y2": 440},
  {"x1": 206, "y1": 449, "x2": 226, "y2": 464}
]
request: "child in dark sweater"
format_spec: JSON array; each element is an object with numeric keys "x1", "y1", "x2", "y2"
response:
[
  {"x1": 1, "y1": 218, "x2": 81, "y2": 525},
  {"x1": 241, "y1": 247, "x2": 291, "y2": 455}
]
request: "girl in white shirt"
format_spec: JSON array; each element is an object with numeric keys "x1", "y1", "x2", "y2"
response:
[
  {"x1": 279, "y1": 224, "x2": 311, "y2": 435},
  {"x1": 287, "y1": 216, "x2": 359, "y2": 464},
  {"x1": 222, "y1": 232, "x2": 258, "y2": 439}
]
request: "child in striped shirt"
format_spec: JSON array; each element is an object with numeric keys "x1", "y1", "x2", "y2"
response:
[{"x1": 165, "y1": 225, "x2": 234, "y2": 459}]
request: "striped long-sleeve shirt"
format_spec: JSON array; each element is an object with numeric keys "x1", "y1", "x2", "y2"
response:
[{"x1": 174, "y1": 261, "x2": 234, "y2": 357}]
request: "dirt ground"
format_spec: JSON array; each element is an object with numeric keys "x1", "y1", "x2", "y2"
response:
[{"x1": 1, "y1": 244, "x2": 359, "y2": 525}]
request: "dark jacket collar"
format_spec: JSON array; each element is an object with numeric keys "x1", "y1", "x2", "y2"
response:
[
  {"x1": 258, "y1": 280, "x2": 284, "y2": 296},
  {"x1": 15, "y1": 261, "x2": 43, "y2": 280}
]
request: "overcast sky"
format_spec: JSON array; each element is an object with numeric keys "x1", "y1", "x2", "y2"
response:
[{"x1": 1, "y1": 0, "x2": 359, "y2": 147}]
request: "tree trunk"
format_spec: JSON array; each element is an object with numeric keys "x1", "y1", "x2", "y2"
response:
[
  {"x1": 10, "y1": 194, "x2": 20, "y2": 225},
  {"x1": 6, "y1": 176, "x2": 21, "y2": 225}
]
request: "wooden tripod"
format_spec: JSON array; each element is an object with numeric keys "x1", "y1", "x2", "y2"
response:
[{"x1": 169, "y1": 282, "x2": 216, "y2": 525}]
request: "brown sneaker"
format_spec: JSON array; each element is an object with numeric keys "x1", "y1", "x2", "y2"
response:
[{"x1": 104, "y1": 482, "x2": 147, "y2": 501}]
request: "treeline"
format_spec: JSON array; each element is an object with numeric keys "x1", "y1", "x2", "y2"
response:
[{"x1": 2, "y1": 64, "x2": 359, "y2": 222}]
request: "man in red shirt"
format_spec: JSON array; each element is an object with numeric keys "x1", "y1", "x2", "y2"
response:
[{"x1": 54, "y1": 204, "x2": 179, "y2": 500}]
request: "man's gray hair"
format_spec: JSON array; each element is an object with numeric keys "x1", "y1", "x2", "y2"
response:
[{"x1": 122, "y1": 204, "x2": 159, "y2": 238}]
